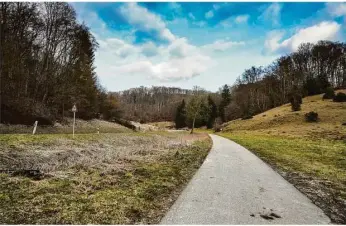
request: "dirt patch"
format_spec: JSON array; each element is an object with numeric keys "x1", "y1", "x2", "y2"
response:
[{"x1": 282, "y1": 171, "x2": 346, "y2": 224}]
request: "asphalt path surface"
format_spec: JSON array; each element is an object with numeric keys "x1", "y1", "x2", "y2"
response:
[{"x1": 161, "y1": 134, "x2": 330, "y2": 224}]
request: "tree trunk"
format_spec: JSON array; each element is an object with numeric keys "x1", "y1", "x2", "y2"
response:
[
  {"x1": 62, "y1": 102, "x2": 64, "y2": 119},
  {"x1": 190, "y1": 116, "x2": 196, "y2": 134}
]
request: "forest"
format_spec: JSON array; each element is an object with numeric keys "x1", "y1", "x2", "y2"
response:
[
  {"x1": 1, "y1": 3, "x2": 345, "y2": 127},
  {"x1": 0, "y1": 2, "x2": 118, "y2": 125}
]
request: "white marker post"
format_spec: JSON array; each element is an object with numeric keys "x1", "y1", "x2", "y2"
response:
[
  {"x1": 72, "y1": 104, "x2": 77, "y2": 138},
  {"x1": 32, "y1": 121, "x2": 38, "y2": 135}
]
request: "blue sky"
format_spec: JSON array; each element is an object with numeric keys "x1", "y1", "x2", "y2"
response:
[{"x1": 71, "y1": 2, "x2": 346, "y2": 92}]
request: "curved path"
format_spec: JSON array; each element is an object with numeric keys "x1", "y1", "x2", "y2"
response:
[{"x1": 161, "y1": 134, "x2": 330, "y2": 224}]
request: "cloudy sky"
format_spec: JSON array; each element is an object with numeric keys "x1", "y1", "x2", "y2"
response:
[{"x1": 71, "y1": 2, "x2": 346, "y2": 92}]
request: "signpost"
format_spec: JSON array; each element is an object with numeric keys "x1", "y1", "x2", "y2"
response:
[{"x1": 72, "y1": 104, "x2": 77, "y2": 138}]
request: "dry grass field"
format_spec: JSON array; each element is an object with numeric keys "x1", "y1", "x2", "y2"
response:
[
  {"x1": 220, "y1": 90, "x2": 346, "y2": 223},
  {"x1": 0, "y1": 132, "x2": 211, "y2": 224},
  {"x1": 147, "y1": 121, "x2": 175, "y2": 130}
]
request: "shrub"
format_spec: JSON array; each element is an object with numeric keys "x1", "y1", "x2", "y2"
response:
[
  {"x1": 214, "y1": 125, "x2": 221, "y2": 132},
  {"x1": 322, "y1": 87, "x2": 335, "y2": 99},
  {"x1": 305, "y1": 111, "x2": 319, "y2": 122},
  {"x1": 290, "y1": 94, "x2": 302, "y2": 111},
  {"x1": 291, "y1": 100, "x2": 301, "y2": 111},
  {"x1": 333, "y1": 92, "x2": 346, "y2": 102}
]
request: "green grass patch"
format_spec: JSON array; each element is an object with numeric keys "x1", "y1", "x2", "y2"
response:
[
  {"x1": 220, "y1": 132, "x2": 346, "y2": 198},
  {"x1": 193, "y1": 128, "x2": 214, "y2": 134}
]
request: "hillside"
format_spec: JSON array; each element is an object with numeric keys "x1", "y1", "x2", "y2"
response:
[{"x1": 223, "y1": 90, "x2": 346, "y2": 140}]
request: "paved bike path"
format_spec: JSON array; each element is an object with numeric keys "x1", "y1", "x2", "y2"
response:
[{"x1": 161, "y1": 134, "x2": 330, "y2": 224}]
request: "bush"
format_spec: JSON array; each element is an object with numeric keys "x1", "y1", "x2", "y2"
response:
[
  {"x1": 305, "y1": 111, "x2": 319, "y2": 122},
  {"x1": 333, "y1": 92, "x2": 346, "y2": 102},
  {"x1": 322, "y1": 87, "x2": 335, "y2": 99},
  {"x1": 289, "y1": 91, "x2": 302, "y2": 111},
  {"x1": 214, "y1": 125, "x2": 221, "y2": 132},
  {"x1": 291, "y1": 101, "x2": 301, "y2": 111}
]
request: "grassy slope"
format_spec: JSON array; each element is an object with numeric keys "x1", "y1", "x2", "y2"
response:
[
  {"x1": 0, "y1": 132, "x2": 212, "y2": 224},
  {"x1": 0, "y1": 118, "x2": 132, "y2": 134},
  {"x1": 223, "y1": 89, "x2": 346, "y2": 140},
  {"x1": 220, "y1": 90, "x2": 346, "y2": 223}
]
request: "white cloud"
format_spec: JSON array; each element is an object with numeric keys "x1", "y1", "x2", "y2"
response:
[
  {"x1": 220, "y1": 18, "x2": 233, "y2": 28},
  {"x1": 235, "y1": 15, "x2": 249, "y2": 24},
  {"x1": 168, "y1": 38, "x2": 197, "y2": 58},
  {"x1": 259, "y1": 3, "x2": 282, "y2": 26},
  {"x1": 188, "y1": 12, "x2": 196, "y2": 20},
  {"x1": 213, "y1": 4, "x2": 221, "y2": 10},
  {"x1": 168, "y1": 2, "x2": 182, "y2": 12},
  {"x1": 119, "y1": 3, "x2": 176, "y2": 43},
  {"x1": 140, "y1": 41, "x2": 159, "y2": 57},
  {"x1": 205, "y1": 10, "x2": 214, "y2": 19},
  {"x1": 193, "y1": 21, "x2": 207, "y2": 27},
  {"x1": 264, "y1": 30, "x2": 285, "y2": 53},
  {"x1": 98, "y1": 38, "x2": 138, "y2": 58},
  {"x1": 326, "y1": 2, "x2": 346, "y2": 18},
  {"x1": 95, "y1": 35, "x2": 214, "y2": 82},
  {"x1": 265, "y1": 21, "x2": 341, "y2": 54},
  {"x1": 109, "y1": 54, "x2": 212, "y2": 82},
  {"x1": 219, "y1": 14, "x2": 249, "y2": 27},
  {"x1": 202, "y1": 39, "x2": 245, "y2": 52}
]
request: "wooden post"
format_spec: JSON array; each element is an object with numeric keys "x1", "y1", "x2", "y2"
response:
[
  {"x1": 73, "y1": 111, "x2": 75, "y2": 138},
  {"x1": 72, "y1": 104, "x2": 77, "y2": 138},
  {"x1": 33, "y1": 121, "x2": 38, "y2": 135}
]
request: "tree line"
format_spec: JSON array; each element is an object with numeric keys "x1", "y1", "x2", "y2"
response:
[
  {"x1": 0, "y1": 2, "x2": 118, "y2": 125},
  {"x1": 112, "y1": 86, "x2": 196, "y2": 123},
  {"x1": 174, "y1": 85, "x2": 228, "y2": 132},
  {"x1": 222, "y1": 40, "x2": 346, "y2": 122}
]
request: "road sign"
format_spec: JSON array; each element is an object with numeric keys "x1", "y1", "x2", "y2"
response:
[{"x1": 72, "y1": 104, "x2": 77, "y2": 112}]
